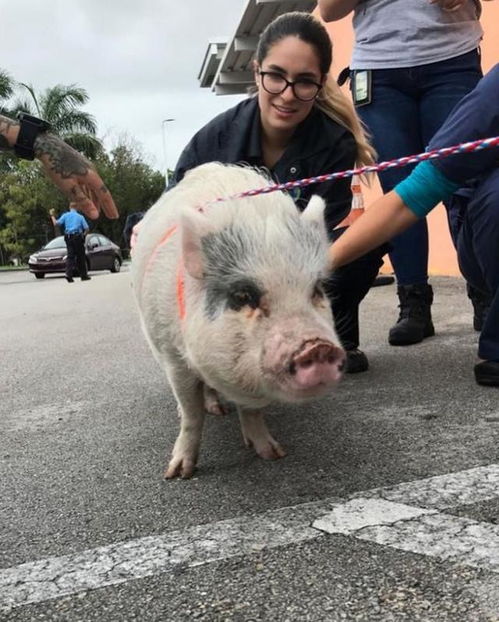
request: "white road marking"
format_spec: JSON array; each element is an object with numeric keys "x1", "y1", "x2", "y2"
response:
[
  {"x1": 312, "y1": 498, "x2": 435, "y2": 535},
  {"x1": 1, "y1": 464, "x2": 499, "y2": 611},
  {"x1": 360, "y1": 463, "x2": 499, "y2": 510},
  {"x1": 313, "y1": 500, "x2": 499, "y2": 573},
  {"x1": 0, "y1": 503, "x2": 328, "y2": 612}
]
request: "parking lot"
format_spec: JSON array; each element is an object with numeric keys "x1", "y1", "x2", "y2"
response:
[{"x1": 1, "y1": 267, "x2": 498, "y2": 621}]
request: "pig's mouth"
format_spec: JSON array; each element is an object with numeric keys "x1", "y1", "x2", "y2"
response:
[{"x1": 284, "y1": 338, "x2": 345, "y2": 398}]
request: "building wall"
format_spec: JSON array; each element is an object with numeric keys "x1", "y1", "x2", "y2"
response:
[{"x1": 314, "y1": 3, "x2": 499, "y2": 276}]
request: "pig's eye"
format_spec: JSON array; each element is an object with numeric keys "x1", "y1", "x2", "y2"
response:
[{"x1": 227, "y1": 281, "x2": 262, "y2": 311}]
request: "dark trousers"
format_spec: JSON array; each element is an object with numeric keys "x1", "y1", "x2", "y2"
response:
[
  {"x1": 65, "y1": 233, "x2": 88, "y2": 279},
  {"x1": 353, "y1": 49, "x2": 482, "y2": 285},
  {"x1": 324, "y1": 227, "x2": 387, "y2": 350},
  {"x1": 454, "y1": 169, "x2": 499, "y2": 362}
]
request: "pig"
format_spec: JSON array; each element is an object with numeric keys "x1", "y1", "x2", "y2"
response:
[{"x1": 131, "y1": 162, "x2": 345, "y2": 479}]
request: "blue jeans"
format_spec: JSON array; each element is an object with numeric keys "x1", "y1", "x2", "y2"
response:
[{"x1": 352, "y1": 49, "x2": 482, "y2": 286}]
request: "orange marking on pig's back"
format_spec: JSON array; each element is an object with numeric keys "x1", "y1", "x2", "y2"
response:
[
  {"x1": 140, "y1": 224, "x2": 186, "y2": 322},
  {"x1": 176, "y1": 260, "x2": 186, "y2": 321}
]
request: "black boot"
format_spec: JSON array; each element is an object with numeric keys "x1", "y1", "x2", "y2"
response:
[
  {"x1": 474, "y1": 360, "x2": 499, "y2": 386},
  {"x1": 466, "y1": 284, "x2": 491, "y2": 332},
  {"x1": 389, "y1": 284, "x2": 435, "y2": 346},
  {"x1": 345, "y1": 348, "x2": 369, "y2": 373}
]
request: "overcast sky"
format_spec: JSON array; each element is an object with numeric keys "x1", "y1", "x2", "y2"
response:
[{"x1": 3, "y1": 0, "x2": 247, "y2": 174}]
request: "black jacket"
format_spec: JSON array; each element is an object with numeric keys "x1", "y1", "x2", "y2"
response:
[{"x1": 172, "y1": 97, "x2": 358, "y2": 236}]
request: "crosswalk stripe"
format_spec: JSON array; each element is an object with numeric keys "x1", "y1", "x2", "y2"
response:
[
  {"x1": 0, "y1": 503, "x2": 327, "y2": 612},
  {"x1": 358, "y1": 463, "x2": 499, "y2": 510},
  {"x1": 2, "y1": 463, "x2": 498, "y2": 611},
  {"x1": 314, "y1": 499, "x2": 499, "y2": 574}
]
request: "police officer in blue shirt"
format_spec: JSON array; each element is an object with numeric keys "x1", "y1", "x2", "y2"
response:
[{"x1": 49, "y1": 204, "x2": 90, "y2": 283}]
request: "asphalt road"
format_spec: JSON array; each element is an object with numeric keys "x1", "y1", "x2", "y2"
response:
[{"x1": 1, "y1": 267, "x2": 499, "y2": 621}]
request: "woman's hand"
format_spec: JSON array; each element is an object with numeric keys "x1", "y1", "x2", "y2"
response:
[
  {"x1": 34, "y1": 133, "x2": 118, "y2": 220},
  {"x1": 329, "y1": 191, "x2": 418, "y2": 271}
]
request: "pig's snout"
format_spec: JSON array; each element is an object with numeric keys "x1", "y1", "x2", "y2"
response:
[{"x1": 289, "y1": 340, "x2": 345, "y2": 391}]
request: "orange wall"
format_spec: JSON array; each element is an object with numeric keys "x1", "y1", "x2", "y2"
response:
[{"x1": 314, "y1": 3, "x2": 499, "y2": 276}]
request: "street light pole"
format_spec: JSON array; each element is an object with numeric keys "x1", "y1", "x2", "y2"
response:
[{"x1": 162, "y1": 118, "x2": 175, "y2": 189}]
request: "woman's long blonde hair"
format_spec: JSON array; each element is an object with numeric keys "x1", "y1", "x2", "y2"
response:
[
  {"x1": 315, "y1": 77, "x2": 376, "y2": 168},
  {"x1": 256, "y1": 12, "x2": 376, "y2": 168}
]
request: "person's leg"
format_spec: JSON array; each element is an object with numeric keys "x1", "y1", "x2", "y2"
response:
[
  {"x1": 355, "y1": 67, "x2": 433, "y2": 345},
  {"x1": 418, "y1": 50, "x2": 484, "y2": 334},
  {"x1": 76, "y1": 236, "x2": 89, "y2": 280},
  {"x1": 419, "y1": 49, "x2": 483, "y2": 244},
  {"x1": 324, "y1": 227, "x2": 386, "y2": 373},
  {"x1": 64, "y1": 236, "x2": 76, "y2": 283},
  {"x1": 448, "y1": 191, "x2": 491, "y2": 330},
  {"x1": 457, "y1": 168, "x2": 499, "y2": 385}
]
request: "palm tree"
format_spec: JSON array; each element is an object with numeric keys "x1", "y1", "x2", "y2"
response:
[
  {"x1": 0, "y1": 71, "x2": 17, "y2": 174},
  {"x1": 13, "y1": 83, "x2": 102, "y2": 159},
  {"x1": 0, "y1": 69, "x2": 14, "y2": 114}
]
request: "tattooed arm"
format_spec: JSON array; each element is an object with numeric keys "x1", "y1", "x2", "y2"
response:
[
  {"x1": 0, "y1": 114, "x2": 118, "y2": 220},
  {"x1": 34, "y1": 133, "x2": 118, "y2": 220}
]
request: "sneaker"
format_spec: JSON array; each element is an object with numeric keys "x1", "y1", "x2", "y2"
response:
[
  {"x1": 81, "y1": 276, "x2": 91, "y2": 281},
  {"x1": 474, "y1": 360, "x2": 499, "y2": 386},
  {"x1": 345, "y1": 348, "x2": 369, "y2": 374},
  {"x1": 66, "y1": 276, "x2": 74, "y2": 283}
]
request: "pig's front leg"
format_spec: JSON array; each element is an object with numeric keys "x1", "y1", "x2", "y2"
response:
[
  {"x1": 237, "y1": 408, "x2": 287, "y2": 460},
  {"x1": 163, "y1": 363, "x2": 206, "y2": 479}
]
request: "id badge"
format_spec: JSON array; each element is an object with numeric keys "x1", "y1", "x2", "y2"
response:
[{"x1": 353, "y1": 70, "x2": 371, "y2": 107}]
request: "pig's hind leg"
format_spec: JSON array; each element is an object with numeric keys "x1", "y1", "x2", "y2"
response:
[
  {"x1": 203, "y1": 384, "x2": 229, "y2": 416},
  {"x1": 163, "y1": 360, "x2": 206, "y2": 479},
  {"x1": 237, "y1": 408, "x2": 287, "y2": 460}
]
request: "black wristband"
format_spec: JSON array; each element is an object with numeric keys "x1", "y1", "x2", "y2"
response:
[{"x1": 14, "y1": 113, "x2": 51, "y2": 160}]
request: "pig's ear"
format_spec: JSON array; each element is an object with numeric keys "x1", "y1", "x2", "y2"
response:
[
  {"x1": 181, "y1": 209, "x2": 211, "y2": 279},
  {"x1": 301, "y1": 195, "x2": 326, "y2": 226}
]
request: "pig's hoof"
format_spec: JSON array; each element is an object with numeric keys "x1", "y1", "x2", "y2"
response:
[
  {"x1": 163, "y1": 455, "x2": 197, "y2": 479},
  {"x1": 244, "y1": 435, "x2": 287, "y2": 461},
  {"x1": 239, "y1": 411, "x2": 286, "y2": 461},
  {"x1": 203, "y1": 386, "x2": 228, "y2": 416},
  {"x1": 206, "y1": 402, "x2": 227, "y2": 417},
  {"x1": 258, "y1": 440, "x2": 287, "y2": 460}
]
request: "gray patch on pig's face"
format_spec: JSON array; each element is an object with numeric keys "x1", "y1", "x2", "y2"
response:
[
  {"x1": 201, "y1": 228, "x2": 263, "y2": 318},
  {"x1": 200, "y1": 219, "x2": 327, "y2": 318}
]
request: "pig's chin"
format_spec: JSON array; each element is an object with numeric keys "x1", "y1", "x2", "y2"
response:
[
  {"x1": 197, "y1": 368, "x2": 274, "y2": 409},
  {"x1": 274, "y1": 375, "x2": 341, "y2": 403},
  {"x1": 260, "y1": 364, "x2": 343, "y2": 403}
]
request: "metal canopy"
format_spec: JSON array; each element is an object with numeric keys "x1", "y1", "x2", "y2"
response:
[{"x1": 198, "y1": 0, "x2": 317, "y2": 95}]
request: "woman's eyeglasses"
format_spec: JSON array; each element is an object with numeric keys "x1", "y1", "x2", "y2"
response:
[{"x1": 259, "y1": 71, "x2": 322, "y2": 102}]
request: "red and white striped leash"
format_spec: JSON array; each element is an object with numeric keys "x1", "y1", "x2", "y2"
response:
[{"x1": 206, "y1": 135, "x2": 499, "y2": 205}]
